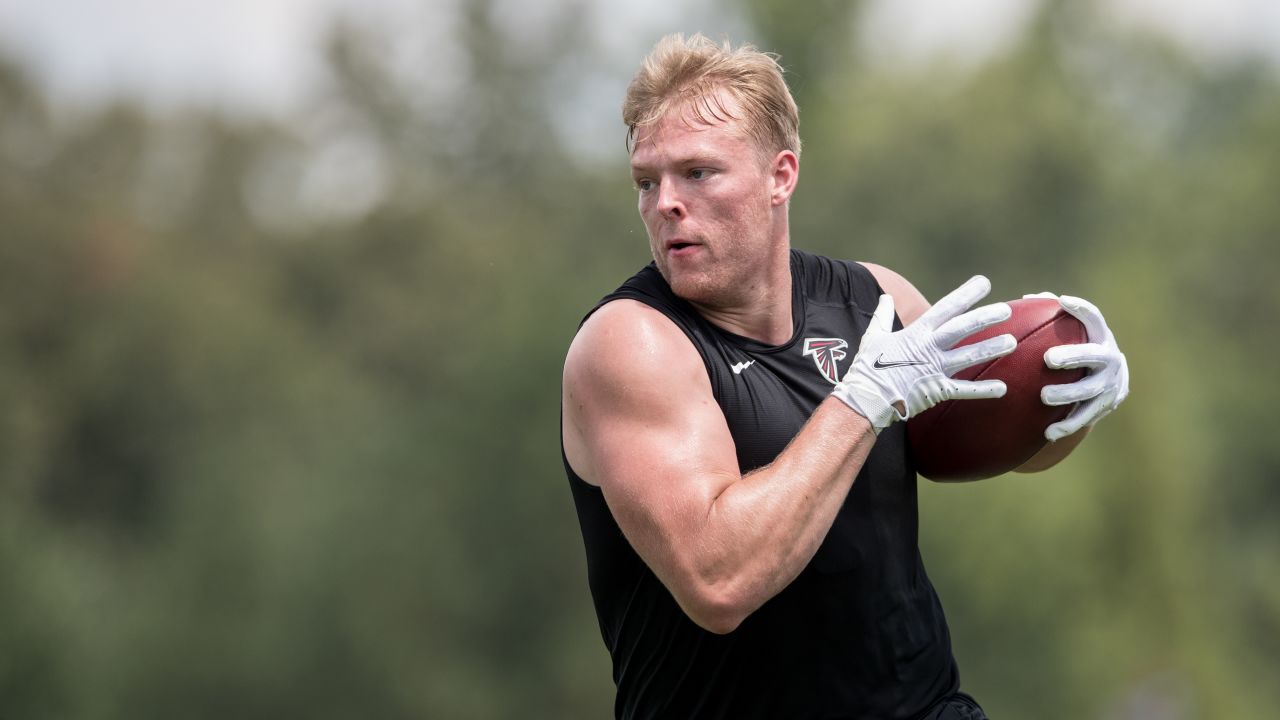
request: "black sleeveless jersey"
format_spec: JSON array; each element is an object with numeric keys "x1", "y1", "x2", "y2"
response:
[{"x1": 565, "y1": 249, "x2": 959, "y2": 720}]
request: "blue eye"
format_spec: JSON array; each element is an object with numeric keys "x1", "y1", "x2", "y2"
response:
[
  {"x1": 689, "y1": 169, "x2": 708, "y2": 180},
  {"x1": 636, "y1": 179, "x2": 654, "y2": 192}
]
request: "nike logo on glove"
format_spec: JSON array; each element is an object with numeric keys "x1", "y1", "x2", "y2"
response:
[{"x1": 873, "y1": 354, "x2": 928, "y2": 369}]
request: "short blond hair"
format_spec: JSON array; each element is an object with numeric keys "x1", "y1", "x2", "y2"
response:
[{"x1": 623, "y1": 33, "x2": 801, "y2": 160}]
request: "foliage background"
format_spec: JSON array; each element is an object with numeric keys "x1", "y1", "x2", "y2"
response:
[{"x1": 2, "y1": 0, "x2": 1277, "y2": 717}]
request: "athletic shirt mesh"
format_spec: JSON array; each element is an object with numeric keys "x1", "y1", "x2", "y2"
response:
[{"x1": 564, "y1": 249, "x2": 959, "y2": 720}]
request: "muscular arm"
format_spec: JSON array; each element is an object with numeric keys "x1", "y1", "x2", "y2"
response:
[
  {"x1": 860, "y1": 261, "x2": 1089, "y2": 473},
  {"x1": 562, "y1": 300, "x2": 876, "y2": 634}
]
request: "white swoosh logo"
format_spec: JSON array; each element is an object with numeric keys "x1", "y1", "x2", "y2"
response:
[{"x1": 731, "y1": 360, "x2": 755, "y2": 375}]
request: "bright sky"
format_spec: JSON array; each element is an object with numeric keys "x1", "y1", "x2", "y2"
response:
[
  {"x1": 4, "y1": 0, "x2": 1274, "y2": 227},
  {"x1": 0, "y1": 0, "x2": 716, "y2": 116},
  {"x1": 0, "y1": 0, "x2": 1277, "y2": 118}
]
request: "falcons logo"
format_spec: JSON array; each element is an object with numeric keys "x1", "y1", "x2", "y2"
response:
[{"x1": 802, "y1": 338, "x2": 849, "y2": 385}]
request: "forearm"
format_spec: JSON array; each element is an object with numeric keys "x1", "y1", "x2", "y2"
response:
[{"x1": 683, "y1": 398, "x2": 875, "y2": 630}]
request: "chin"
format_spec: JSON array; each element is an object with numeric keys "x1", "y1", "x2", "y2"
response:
[{"x1": 664, "y1": 269, "x2": 730, "y2": 308}]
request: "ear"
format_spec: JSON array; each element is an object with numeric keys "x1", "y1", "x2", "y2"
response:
[{"x1": 768, "y1": 150, "x2": 799, "y2": 206}]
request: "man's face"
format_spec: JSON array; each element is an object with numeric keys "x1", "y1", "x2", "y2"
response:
[{"x1": 629, "y1": 92, "x2": 789, "y2": 309}]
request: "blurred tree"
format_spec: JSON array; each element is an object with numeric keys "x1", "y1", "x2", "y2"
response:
[{"x1": 1, "y1": 0, "x2": 1278, "y2": 717}]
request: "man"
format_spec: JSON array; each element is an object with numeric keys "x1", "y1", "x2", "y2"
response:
[{"x1": 562, "y1": 34, "x2": 1128, "y2": 719}]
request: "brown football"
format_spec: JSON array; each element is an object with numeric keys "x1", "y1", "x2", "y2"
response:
[{"x1": 906, "y1": 298, "x2": 1088, "y2": 481}]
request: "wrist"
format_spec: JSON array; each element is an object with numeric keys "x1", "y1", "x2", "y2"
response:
[
  {"x1": 823, "y1": 393, "x2": 879, "y2": 437},
  {"x1": 831, "y1": 376, "x2": 899, "y2": 434}
]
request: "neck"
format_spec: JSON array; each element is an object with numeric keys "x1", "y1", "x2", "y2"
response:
[{"x1": 694, "y1": 245, "x2": 794, "y2": 345}]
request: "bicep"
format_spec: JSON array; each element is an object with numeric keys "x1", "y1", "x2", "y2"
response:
[{"x1": 562, "y1": 302, "x2": 741, "y2": 583}]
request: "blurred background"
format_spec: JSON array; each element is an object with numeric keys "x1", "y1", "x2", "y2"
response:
[{"x1": 1, "y1": 0, "x2": 1277, "y2": 717}]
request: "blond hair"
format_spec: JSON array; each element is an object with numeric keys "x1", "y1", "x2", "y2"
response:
[{"x1": 623, "y1": 33, "x2": 801, "y2": 160}]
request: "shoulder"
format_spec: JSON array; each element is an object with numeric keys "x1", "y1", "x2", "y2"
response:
[
  {"x1": 565, "y1": 299, "x2": 705, "y2": 393},
  {"x1": 857, "y1": 262, "x2": 931, "y2": 326},
  {"x1": 562, "y1": 299, "x2": 713, "y2": 483}
]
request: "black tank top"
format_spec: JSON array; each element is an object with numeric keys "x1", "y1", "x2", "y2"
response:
[{"x1": 565, "y1": 249, "x2": 959, "y2": 719}]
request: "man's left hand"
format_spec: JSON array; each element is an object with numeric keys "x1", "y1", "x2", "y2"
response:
[{"x1": 1024, "y1": 292, "x2": 1130, "y2": 441}]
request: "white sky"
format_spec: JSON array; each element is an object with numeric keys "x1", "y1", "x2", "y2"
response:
[
  {"x1": 4, "y1": 0, "x2": 1275, "y2": 226},
  {"x1": 0, "y1": 0, "x2": 1277, "y2": 117}
]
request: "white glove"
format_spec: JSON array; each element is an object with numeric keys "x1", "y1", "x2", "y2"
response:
[
  {"x1": 833, "y1": 275, "x2": 1017, "y2": 433},
  {"x1": 1025, "y1": 292, "x2": 1130, "y2": 441}
]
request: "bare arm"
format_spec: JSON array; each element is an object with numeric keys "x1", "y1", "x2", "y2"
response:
[
  {"x1": 860, "y1": 261, "x2": 1089, "y2": 473},
  {"x1": 562, "y1": 300, "x2": 876, "y2": 634},
  {"x1": 859, "y1": 262, "x2": 931, "y2": 326}
]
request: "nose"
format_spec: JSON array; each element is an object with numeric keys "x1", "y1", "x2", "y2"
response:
[{"x1": 657, "y1": 180, "x2": 685, "y2": 220}]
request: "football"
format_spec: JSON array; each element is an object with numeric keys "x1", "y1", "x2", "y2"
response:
[{"x1": 906, "y1": 298, "x2": 1088, "y2": 481}]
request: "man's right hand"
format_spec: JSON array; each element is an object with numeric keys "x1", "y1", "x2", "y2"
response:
[{"x1": 831, "y1": 275, "x2": 1017, "y2": 433}]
